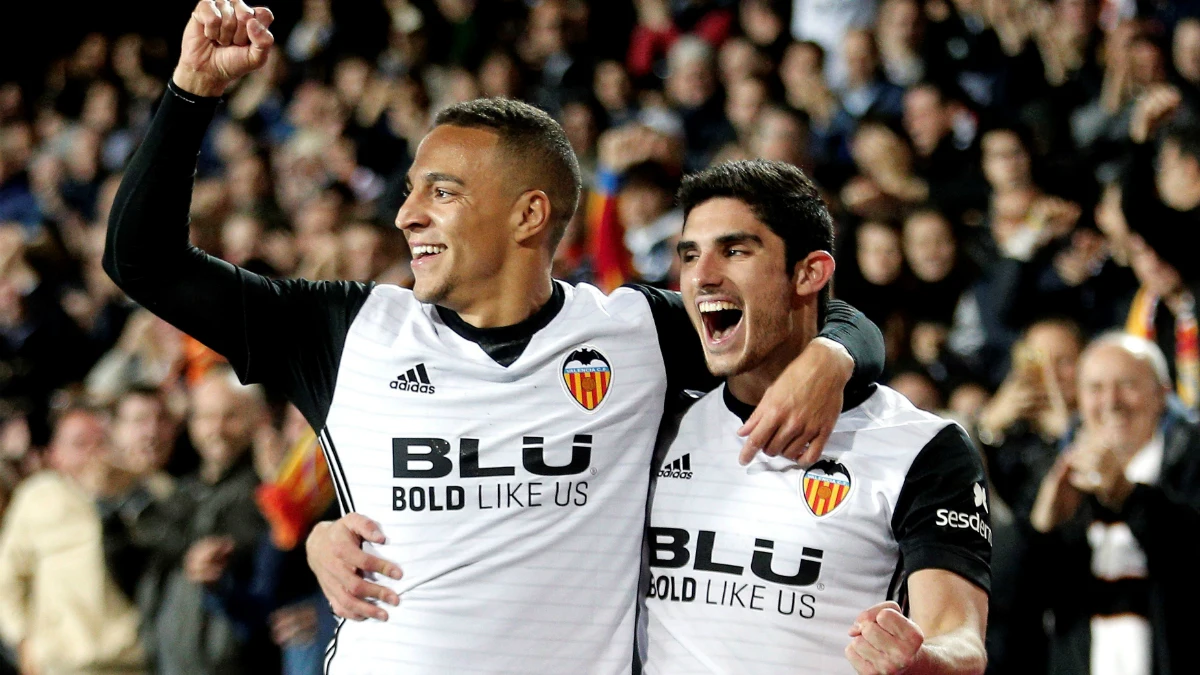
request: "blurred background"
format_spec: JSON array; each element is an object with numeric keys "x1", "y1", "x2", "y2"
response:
[{"x1": 2, "y1": 0, "x2": 1199, "y2": 674}]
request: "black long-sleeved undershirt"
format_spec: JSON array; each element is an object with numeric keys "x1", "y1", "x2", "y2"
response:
[{"x1": 104, "y1": 83, "x2": 884, "y2": 430}]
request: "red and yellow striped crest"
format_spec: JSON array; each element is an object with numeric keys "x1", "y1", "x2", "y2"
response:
[
  {"x1": 562, "y1": 347, "x2": 613, "y2": 412},
  {"x1": 802, "y1": 459, "x2": 852, "y2": 518}
]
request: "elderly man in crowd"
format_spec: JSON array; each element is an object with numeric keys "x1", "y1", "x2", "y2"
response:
[
  {"x1": 136, "y1": 367, "x2": 274, "y2": 675},
  {"x1": 1029, "y1": 333, "x2": 1200, "y2": 675}
]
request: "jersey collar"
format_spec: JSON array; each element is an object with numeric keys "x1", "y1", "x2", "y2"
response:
[
  {"x1": 435, "y1": 281, "x2": 566, "y2": 367},
  {"x1": 722, "y1": 381, "x2": 879, "y2": 423}
]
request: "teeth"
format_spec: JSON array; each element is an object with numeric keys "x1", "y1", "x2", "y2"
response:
[
  {"x1": 698, "y1": 300, "x2": 739, "y2": 313},
  {"x1": 411, "y1": 245, "x2": 446, "y2": 257}
]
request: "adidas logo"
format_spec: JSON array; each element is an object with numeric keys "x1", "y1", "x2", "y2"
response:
[
  {"x1": 391, "y1": 364, "x2": 436, "y2": 394},
  {"x1": 658, "y1": 453, "x2": 692, "y2": 480}
]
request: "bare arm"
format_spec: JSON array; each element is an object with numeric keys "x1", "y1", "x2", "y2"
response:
[
  {"x1": 845, "y1": 570, "x2": 987, "y2": 675},
  {"x1": 907, "y1": 570, "x2": 989, "y2": 674}
]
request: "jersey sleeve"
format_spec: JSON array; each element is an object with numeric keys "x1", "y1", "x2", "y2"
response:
[
  {"x1": 623, "y1": 285, "x2": 718, "y2": 396},
  {"x1": 103, "y1": 82, "x2": 373, "y2": 429},
  {"x1": 891, "y1": 424, "x2": 991, "y2": 594},
  {"x1": 625, "y1": 285, "x2": 885, "y2": 397}
]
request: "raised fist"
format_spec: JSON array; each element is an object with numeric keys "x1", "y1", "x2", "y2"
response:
[{"x1": 173, "y1": 0, "x2": 276, "y2": 98}]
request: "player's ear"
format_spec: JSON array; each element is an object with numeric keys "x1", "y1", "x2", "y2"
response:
[
  {"x1": 512, "y1": 189, "x2": 553, "y2": 245},
  {"x1": 792, "y1": 250, "x2": 835, "y2": 298}
]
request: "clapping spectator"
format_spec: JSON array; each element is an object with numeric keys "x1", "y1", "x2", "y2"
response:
[
  {"x1": 137, "y1": 368, "x2": 274, "y2": 675},
  {"x1": 1029, "y1": 333, "x2": 1200, "y2": 675}
]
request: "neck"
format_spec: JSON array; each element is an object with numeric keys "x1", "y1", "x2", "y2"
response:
[
  {"x1": 452, "y1": 257, "x2": 554, "y2": 328},
  {"x1": 726, "y1": 307, "x2": 819, "y2": 406},
  {"x1": 201, "y1": 455, "x2": 242, "y2": 484}
]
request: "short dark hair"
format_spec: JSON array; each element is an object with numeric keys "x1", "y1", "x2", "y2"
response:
[
  {"x1": 677, "y1": 160, "x2": 835, "y2": 306},
  {"x1": 620, "y1": 160, "x2": 680, "y2": 195},
  {"x1": 434, "y1": 97, "x2": 582, "y2": 248}
]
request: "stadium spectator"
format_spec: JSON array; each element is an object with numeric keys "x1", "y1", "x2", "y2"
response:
[
  {"x1": 978, "y1": 318, "x2": 1083, "y2": 512},
  {"x1": 838, "y1": 28, "x2": 906, "y2": 122},
  {"x1": 0, "y1": 406, "x2": 147, "y2": 675},
  {"x1": 136, "y1": 368, "x2": 274, "y2": 675},
  {"x1": 664, "y1": 36, "x2": 732, "y2": 170},
  {"x1": 1029, "y1": 333, "x2": 1200, "y2": 675}
]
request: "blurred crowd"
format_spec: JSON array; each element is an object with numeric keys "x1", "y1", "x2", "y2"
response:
[{"x1": 2, "y1": 0, "x2": 1200, "y2": 673}]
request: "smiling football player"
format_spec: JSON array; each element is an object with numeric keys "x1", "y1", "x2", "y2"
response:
[{"x1": 642, "y1": 160, "x2": 991, "y2": 675}]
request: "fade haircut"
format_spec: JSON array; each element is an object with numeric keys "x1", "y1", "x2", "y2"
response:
[
  {"x1": 677, "y1": 159, "x2": 835, "y2": 307},
  {"x1": 434, "y1": 97, "x2": 582, "y2": 248}
]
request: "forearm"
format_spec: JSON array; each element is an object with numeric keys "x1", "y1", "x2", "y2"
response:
[{"x1": 818, "y1": 299, "x2": 885, "y2": 393}]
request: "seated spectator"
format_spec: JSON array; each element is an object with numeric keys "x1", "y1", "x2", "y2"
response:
[
  {"x1": 875, "y1": 0, "x2": 926, "y2": 87},
  {"x1": 1029, "y1": 333, "x2": 1200, "y2": 675},
  {"x1": 842, "y1": 121, "x2": 930, "y2": 218},
  {"x1": 1171, "y1": 18, "x2": 1200, "y2": 117},
  {"x1": 716, "y1": 36, "x2": 771, "y2": 88},
  {"x1": 1, "y1": 225, "x2": 95, "y2": 444},
  {"x1": 136, "y1": 367, "x2": 274, "y2": 675},
  {"x1": 836, "y1": 218, "x2": 907, "y2": 354},
  {"x1": 746, "y1": 105, "x2": 810, "y2": 171},
  {"x1": 664, "y1": 36, "x2": 735, "y2": 171},
  {"x1": 85, "y1": 309, "x2": 185, "y2": 407},
  {"x1": 978, "y1": 317, "x2": 1083, "y2": 513},
  {"x1": 112, "y1": 385, "x2": 182, "y2": 498},
  {"x1": 887, "y1": 367, "x2": 943, "y2": 412},
  {"x1": 593, "y1": 60, "x2": 637, "y2": 129},
  {"x1": 0, "y1": 126, "x2": 40, "y2": 229},
  {"x1": 722, "y1": 77, "x2": 768, "y2": 148},
  {"x1": 837, "y1": 28, "x2": 906, "y2": 123},
  {"x1": 1124, "y1": 86, "x2": 1200, "y2": 234},
  {"x1": 1125, "y1": 223, "x2": 1198, "y2": 415},
  {"x1": 902, "y1": 81, "x2": 989, "y2": 219},
  {"x1": 901, "y1": 208, "x2": 974, "y2": 325},
  {"x1": 0, "y1": 406, "x2": 147, "y2": 675},
  {"x1": 779, "y1": 40, "x2": 847, "y2": 174},
  {"x1": 616, "y1": 161, "x2": 681, "y2": 288},
  {"x1": 1073, "y1": 25, "x2": 1169, "y2": 182}
]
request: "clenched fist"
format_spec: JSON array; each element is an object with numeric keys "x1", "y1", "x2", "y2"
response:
[
  {"x1": 846, "y1": 601, "x2": 925, "y2": 674},
  {"x1": 173, "y1": 0, "x2": 276, "y2": 98}
]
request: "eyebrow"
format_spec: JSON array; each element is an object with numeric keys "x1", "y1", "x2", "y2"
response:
[
  {"x1": 425, "y1": 172, "x2": 466, "y2": 186},
  {"x1": 405, "y1": 172, "x2": 467, "y2": 192},
  {"x1": 715, "y1": 232, "x2": 764, "y2": 247},
  {"x1": 676, "y1": 232, "x2": 764, "y2": 256}
]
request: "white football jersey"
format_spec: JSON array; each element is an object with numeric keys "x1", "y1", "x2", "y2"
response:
[
  {"x1": 297, "y1": 282, "x2": 880, "y2": 675},
  {"x1": 642, "y1": 384, "x2": 990, "y2": 675},
  {"x1": 319, "y1": 282, "x2": 666, "y2": 674}
]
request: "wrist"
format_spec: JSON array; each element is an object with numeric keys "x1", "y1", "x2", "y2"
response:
[
  {"x1": 811, "y1": 337, "x2": 855, "y2": 384},
  {"x1": 171, "y1": 65, "x2": 229, "y2": 98}
]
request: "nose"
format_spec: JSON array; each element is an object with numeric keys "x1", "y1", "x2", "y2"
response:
[
  {"x1": 688, "y1": 249, "x2": 725, "y2": 291},
  {"x1": 395, "y1": 191, "x2": 430, "y2": 233}
]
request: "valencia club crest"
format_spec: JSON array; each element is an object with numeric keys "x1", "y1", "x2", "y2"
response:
[
  {"x1": 802, "y1": 459, "x2": 852, "y2": 518},
  {"x1": 561, "y1": 346, "x2": 612, "y2": 412}
]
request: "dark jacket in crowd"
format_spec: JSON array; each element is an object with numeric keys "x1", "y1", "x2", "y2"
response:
[
  {"x1": 1029, "y1": 408, "x2": 1200, "y2": 675},
  {"x1": 136, "y1": 457, "x2": 276, "y2": 675}
]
